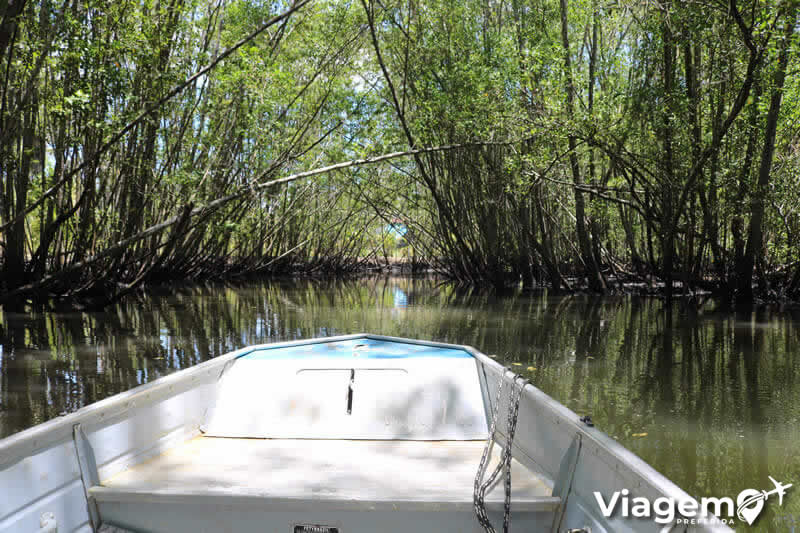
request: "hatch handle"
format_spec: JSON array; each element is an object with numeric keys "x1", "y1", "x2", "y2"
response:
[{"x1": 346, "y1": 368, "x2": 355, "y2": 415}]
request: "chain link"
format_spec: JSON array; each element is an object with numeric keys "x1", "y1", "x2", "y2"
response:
[
  {"x1": 474, "y1": 369, "x2": 530, "y2": 533},
  {"x1": 474, "y1": 373, "x2": 504, "y2": 531}
]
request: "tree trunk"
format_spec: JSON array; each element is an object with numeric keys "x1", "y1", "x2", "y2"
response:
[
  {"x1": 0, "y1": 0, "x2": 27, "y2": 66},
  {"x1": 587, "y1": 5, "x2": 607, "y2": 285},
  {"x1": 559, "y1": 0, "x2": 604, "y2": 292},
  {"x1": 3, "y1": 87, "x2": 34, "y2": 288},
  {"x1": 736, "y1": 19, "x2": 793, "y2": 303},
  {"x1": 660, "y1": 7, "x2": 675, "y2": 299},
  {"x1": 731, "y1": 75, "x2": 760, "y2": 287}
]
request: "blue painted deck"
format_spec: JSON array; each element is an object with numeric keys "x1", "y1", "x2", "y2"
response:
[{"x1": 242, "y1": 337, "x2": 472, "y2": 360}]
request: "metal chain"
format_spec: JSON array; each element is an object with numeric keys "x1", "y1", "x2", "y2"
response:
[
  {"x1": 503, "y1": 374, "x2": 529, "y2": 533},
  {"x1": 474, "y1": 372, "x2": 505, "y2": 531},
  {"x1": 474, "y1": 370, "x2": 530, "y2": 533}
]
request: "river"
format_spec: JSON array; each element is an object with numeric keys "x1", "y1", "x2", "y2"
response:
[{"x1": 1, "y1": 277, "x2": 798, "y2": 530}]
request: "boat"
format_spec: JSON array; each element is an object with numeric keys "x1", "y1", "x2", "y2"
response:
[{"x1": 0, "y1": 334, "x2": 729, "y2": 532}]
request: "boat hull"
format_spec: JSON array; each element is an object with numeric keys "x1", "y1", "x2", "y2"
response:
[{"x1": 0, "y1": 334, "x2": 729, "y2": 533}]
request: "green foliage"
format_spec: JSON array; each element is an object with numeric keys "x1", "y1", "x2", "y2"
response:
[{"x1": 0, "y1": 0, "x2": 798, "y2": 298}]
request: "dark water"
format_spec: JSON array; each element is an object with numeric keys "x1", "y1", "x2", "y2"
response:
[{"x1": 1, "y1": 277, "x2": 799, "y2": 530}]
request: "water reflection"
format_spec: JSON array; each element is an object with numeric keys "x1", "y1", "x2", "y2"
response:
[
  {"x1": 1, "y1": 278, "x2": 799, "y2": 530},
  {"x1": 393, "y1": 287, "x2": 408, "y2": 309}
]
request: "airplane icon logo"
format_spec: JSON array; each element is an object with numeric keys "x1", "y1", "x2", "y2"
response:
[
  {"x1": 736, "y1": 477, "x2": 793, "y2": 525},
  {"x1": 764, "y1": 476, "x2": 793, "y2": 506}
]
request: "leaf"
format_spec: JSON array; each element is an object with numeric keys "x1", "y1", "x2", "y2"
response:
[
  {"x1": 527, "y1": 366, "x2": 536, "y2": 371},
  {"x1": 632, "y1": 432, "x2": 648, "y2": 438}
]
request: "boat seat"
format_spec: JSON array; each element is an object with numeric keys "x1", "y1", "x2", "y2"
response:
[{"x1": 90, "y1": 437, "x2": 562, "y2": 533}]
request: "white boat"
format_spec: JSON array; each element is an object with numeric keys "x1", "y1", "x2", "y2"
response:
[{"x1": 0, "y1": 334, "x2": 728, "y2": 532}]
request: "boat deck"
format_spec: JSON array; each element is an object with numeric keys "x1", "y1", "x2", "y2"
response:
[{"x1": 93, "y1": 437, "x2": 556, "y2": 511}]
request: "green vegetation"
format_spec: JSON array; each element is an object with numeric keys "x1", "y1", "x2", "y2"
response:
[{"x1": 0, "y1": 0, "x2": 798, "y2": 304}]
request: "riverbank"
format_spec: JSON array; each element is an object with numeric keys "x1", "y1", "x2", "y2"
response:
[
  {"x1": 3, "y1": 217, "x2": 799, "y2": 310},
  {"x1": 5, "y1": 260, "x2": 800, "y2": 312}
]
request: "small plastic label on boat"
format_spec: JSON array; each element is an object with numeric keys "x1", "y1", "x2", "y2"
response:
[{"x1": 294, "y1": 525, "x2": 339, "y2": 533}]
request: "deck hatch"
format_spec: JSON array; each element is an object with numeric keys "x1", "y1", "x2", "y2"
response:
[{"x1": 203, "y1": 338, "x2": 488, "y2": 439}]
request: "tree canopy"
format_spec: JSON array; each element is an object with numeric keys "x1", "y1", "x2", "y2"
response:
[{"x1": 0, "y1": 0, "x2": 798, "y2": 304}]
